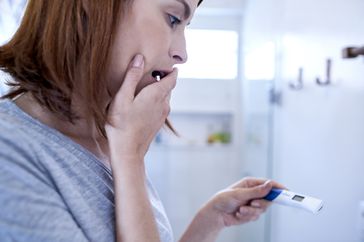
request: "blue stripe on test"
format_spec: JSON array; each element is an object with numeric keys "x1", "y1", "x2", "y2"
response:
[{"x1": 264, "y1": 188, "x2": 283, "y2": 201}]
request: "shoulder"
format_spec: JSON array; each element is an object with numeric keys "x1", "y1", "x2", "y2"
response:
[
  {"x1": 0, "y1": 121, "x2": 54, "y2": 199},
  {"x1": 0, "y1": 99, "x2": 60, "y2": 153},
  {"x1": 0, "y1": 106, "x2": 35, "y2": 154},
  {"x1": 0, "y1": 102, "x2": 39, "y2": 157},
  {"x1": 0, "y1": 101, "x2": 54, "y2": 185}
]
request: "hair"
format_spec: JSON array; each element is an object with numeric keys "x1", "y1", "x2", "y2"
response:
[
  {"x1": 0, "y1": 0, "x2": 203, "y2": 138},
  {"x1": 0, "y1": 0, "x2": 129, "y2": 137}
]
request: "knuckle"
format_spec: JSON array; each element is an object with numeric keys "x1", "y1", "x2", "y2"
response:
[
  {"x1": 170, "y1": 78, "x2": 177, "y2": 89},
  {"x1": 162, "y1": 104, "x2": 170, "y2": 116},
  {"x1": 243, "y1": 176, "x2": 253, "y2": 181},
  {"x1": 239, "y1": 206, "x2": 245, "y2": 213},
  {"x1": 249, "y1": 208, "x2": 257, "y2": 215}
]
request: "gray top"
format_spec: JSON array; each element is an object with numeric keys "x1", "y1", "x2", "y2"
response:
[{"x1": 0, "y1": 99, "x2": 174, "y2": 242}]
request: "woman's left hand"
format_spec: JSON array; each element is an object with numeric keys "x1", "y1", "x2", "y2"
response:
[
  {"x1": 179, "y1": 177, "x2": 286, "y2": 242},
  {"x1": 204, "y1": 178, "x2": 286, "y2": 228}
]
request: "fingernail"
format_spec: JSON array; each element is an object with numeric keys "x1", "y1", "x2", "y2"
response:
[{"x1": 132, "y1": 54, "x2": 144, "y2": 68}]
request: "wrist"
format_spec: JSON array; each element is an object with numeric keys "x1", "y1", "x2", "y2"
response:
[
  {"x1": 107, "y1": 133, "x2": 148, "y2": 163},
  {"x1": 180, "y1": 202, "x2": 223, "y2": 242},
  {"x1": 110, "y1": 153, "x2": 145, "y2": 170},
  {"x1": 198, "y1": 201, "x2": 225, "y2": 232},
  {"x1": 108, "y1": 135, "x2": 145, "y2": 164}
]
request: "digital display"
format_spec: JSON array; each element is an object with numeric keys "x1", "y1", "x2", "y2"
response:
[{"x1": 292, "y1": 195, "x2": 305, "y2": 202}]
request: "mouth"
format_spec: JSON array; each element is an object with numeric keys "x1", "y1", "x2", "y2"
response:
[{"x1": 151, "y1": 70, "x2": 169, "y2": 81}]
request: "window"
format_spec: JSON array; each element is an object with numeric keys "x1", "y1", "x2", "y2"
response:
[
  {"x1": 0, "y1": 0, "x2": 27, "y2": 94},
  {"x1": 177, "y1": 29, "x2": 239, "y2": 80},
  {"x1": 244, "y1": 41, "x2": 276, "y2": 80},
  {"x1": 0, "y1": 0, "x2": 26, "y2": 45}
]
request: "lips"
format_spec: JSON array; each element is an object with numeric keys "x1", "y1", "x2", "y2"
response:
[{"x1": 151, "y1": 70, "x2": 171, "y2": 80}]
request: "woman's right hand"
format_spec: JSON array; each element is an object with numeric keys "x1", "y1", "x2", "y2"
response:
[
  {"x1": 105, "y1": 54, "x2": 177, "y2": 162},
  {"x1": 108, "y1": 54, "x2": 175, "y2": 242}
]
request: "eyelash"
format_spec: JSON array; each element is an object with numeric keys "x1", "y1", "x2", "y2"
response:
[{"x1": 168, "y1": 14, "x2": 181, "y2": 28}]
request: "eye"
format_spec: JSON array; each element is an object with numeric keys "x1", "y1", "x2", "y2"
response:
[{"x1": 168, "y1": 14, "x2": 181, "y2": 28}]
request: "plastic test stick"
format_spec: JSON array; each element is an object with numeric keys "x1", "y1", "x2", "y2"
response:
[{"x1": 264, "y1": 188, "x2": 324, "y2": 214}]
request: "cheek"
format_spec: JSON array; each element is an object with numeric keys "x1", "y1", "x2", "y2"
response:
[
  {"x1": 135, "y1": 73, "x2": 155, "y2": 95},
  {"x1": 105, "y1": 56, "x2": 128, "y2": 97},
  {"x1": 133, "y1": 21, "x2": 171, "y2": 62},
  {"x1": 105, "y1": 16, "x2": 171, "y2": 96}
]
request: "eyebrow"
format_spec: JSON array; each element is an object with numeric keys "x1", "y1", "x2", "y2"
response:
[{"x1": 175, "y1": 0, "x2": 191, "y2": 20}]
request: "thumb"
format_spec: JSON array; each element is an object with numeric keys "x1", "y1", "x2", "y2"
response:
[
  {"x1": 116, "y1": 54, "x2": 145, "y2": 103},
  {"x1": 240, "y1": 180, "x2": 273, "y2": 201}
]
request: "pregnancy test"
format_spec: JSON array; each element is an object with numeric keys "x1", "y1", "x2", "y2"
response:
[{"x1": 264, "y1": 188, "x2": 324, "y2": 214}]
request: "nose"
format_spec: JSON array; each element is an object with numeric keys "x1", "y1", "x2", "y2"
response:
[{"x1": 170, "y1": 33, "x2": 188, "y2": 64}]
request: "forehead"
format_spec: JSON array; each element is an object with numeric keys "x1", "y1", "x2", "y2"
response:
[
  {"x1": 187, "y1": 0, "x2": 200, "y2": 7},
  {"x1": 170, "y1": 0, "x2": 200, "y2": 10},
  {"x1": 173, "y1": 0, "x2": 200, "y2": 20}
]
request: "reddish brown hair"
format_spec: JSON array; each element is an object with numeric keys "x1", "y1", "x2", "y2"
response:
[{"x1": 0, "y1": 0, "x2": 129, "y2": 137}]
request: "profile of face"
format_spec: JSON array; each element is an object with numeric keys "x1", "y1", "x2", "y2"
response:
[{"x1": 107, "y1": 0, "x2": 199, "y2": 96}]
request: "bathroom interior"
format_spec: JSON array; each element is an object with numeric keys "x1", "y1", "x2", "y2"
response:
[{"x1": 1, "y1": 0, "x2": 364, "y2": 241}]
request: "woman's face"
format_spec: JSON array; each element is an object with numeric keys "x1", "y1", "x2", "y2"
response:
[{"x1": 107, "y1": 0, "x2": 199, "y2": 96}]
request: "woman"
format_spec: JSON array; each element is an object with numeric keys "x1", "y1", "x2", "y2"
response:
[{"x1": 0, "y1": 0, "x2": 284, "y2": 241}]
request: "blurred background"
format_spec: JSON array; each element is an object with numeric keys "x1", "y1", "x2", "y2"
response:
[{"x1": 1, "y1": 0, "x2": 364, "y2": 241}]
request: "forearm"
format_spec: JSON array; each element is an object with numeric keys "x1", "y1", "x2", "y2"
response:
[
  {"x1": 179, "y1": 203, "x2": 223, "y2": 242},
  {"x1": 112, "y1": 154, "x2": 160, "y2": 242},
  {"x1": 104, "y1": 52, "x2": 174, "y2": 242}
]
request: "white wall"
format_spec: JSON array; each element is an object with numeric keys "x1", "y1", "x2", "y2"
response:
[
  {"x1": 0, "y1": 0, "x2": 27, "y2": 95},
  {"x1": 0, "y1": 71, "x2": 11, "y2": 95},
  {"x1": 244, "y1": 0, "x2": 364, "y2": 241},
  {"x1": 146, "y1": 4, "x2": 246, "y2": 242},
  {"x1": 0, "y1": 0, "x2": 26, "y2": 44},
  {"x1": 272, "y1": 87, "x2": 364, "y2": 242}
]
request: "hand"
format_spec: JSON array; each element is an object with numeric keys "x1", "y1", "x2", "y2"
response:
[
  {"x1": 105, "y1": 54, "x2": 177, "y2": 162},
  {"x1": 204, "y1": 178, "x2": 285, "y2": 228}
]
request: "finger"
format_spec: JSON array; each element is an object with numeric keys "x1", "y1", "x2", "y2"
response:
[
  {"x1": 231, "y1": 177, "x2": 267, "y2": 188},
  {"x1": 250, "y1": 199, "x2": 271, "y2": 210},
  {"x1": 235, "y1": 211, "x2": 250, "y2": 223},
  {"x1": 156, "y1": 68, "x2": 178, "y2": 98},
  {"x1": 237, "y1": 180, "x2": 273, "y2": 201},
  {"x1": 236, "y1": 206, "x2": 263, "y2": 218},
  {"x1": 233, "y1": 177, "x2": 287, "y2": 190},
  {"x1": 235, "y1": 207, "x2": 264, "y2": 222},
  {"x1": 115, "y1": 54, "x2": 145, "y2": 103},
  {"x1": 264, "y1": 182, "x2": 287, "y2": 192},
  {"x1": 269, "y1": 181, "x2": 287, "y2": 190},
  {"x1": 236, "y1": 213, "x2": 260, "y2": 223}
]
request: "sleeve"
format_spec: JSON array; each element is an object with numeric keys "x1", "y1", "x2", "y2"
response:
[{"x1": 0, "y1": 135, "x2": 90, "y2": 242}]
